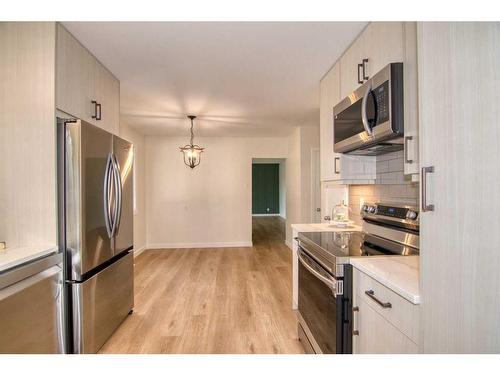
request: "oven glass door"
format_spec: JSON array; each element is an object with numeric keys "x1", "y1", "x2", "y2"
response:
[
  {"x1": 334, "y1": 80, "x2": 389, "y2": 144},
  {"x1": 298, "y1": 248, "x2": 343, "y2": 354}
]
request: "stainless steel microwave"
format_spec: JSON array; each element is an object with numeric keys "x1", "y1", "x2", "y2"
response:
[{"x1": 333, "y1": 63, "x2": 404, "y2": 155}]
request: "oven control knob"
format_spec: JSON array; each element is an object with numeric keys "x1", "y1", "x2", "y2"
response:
[
  {"x1": 406, "y1": 210, "x2": 418, "y2": 220},
  {"x1": 361, "y1": 204, "x2": 368, "y2": 212},
  {"x1": 368, "y1": 206, "x2": 376, "y2": 213}
]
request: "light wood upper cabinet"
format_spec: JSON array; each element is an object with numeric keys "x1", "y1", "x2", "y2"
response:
[
  {"x1": 320, "y1": 63, "x2": 340, "y2": 182},
  {"x1": 339, "y1": 31, "x2": 366, "y2": 100},
  {"x1": 56, "y1": 24, "x2": 87, "y2": 123},
  {"x1": 403, "y1": 22, "x2": 419, "y2": 176},
  {"x1": 56, "y1": 24, "x2": 120, "y2": 135},
  {"x1": 340, "y1": 22, "x2": 404, "y2": 99},
  {"x1": 363, "y1": 22, "x2": 404, "y2": 81}
]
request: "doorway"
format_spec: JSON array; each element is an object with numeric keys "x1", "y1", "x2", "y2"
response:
[{"x1": 252, "y1": 158, "x2": 286, "y2": 244}]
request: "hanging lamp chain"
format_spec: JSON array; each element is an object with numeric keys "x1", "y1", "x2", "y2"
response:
[{"x1": 190, "y1": 117, "x2": 194, "y2": 146}]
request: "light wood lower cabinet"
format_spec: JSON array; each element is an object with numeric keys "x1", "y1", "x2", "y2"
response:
[
  {"x1": 352, "y1": 268, "x2": 419, "y2": 354},
  {"x1": 353, "y1": 296, "x2": 418, "y2": 354}
]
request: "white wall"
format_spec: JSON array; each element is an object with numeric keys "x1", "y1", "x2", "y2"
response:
[
  {"x1": 285, "y1": 126, "x2": 320, "y2": 247},
  {"x1": 145, "y1": 136, "x2": 288, "y2": 248},
  {"x1": 120, "y1": 123, "x2": 147, "y2": 255},
  {"x1": 285, "y1": 128, "x2": 301, "y2": 247}
]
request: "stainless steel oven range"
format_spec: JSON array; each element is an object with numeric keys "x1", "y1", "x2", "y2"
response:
[{"x1": 296, "y1": 202, "x2": 419, "y2": 354}]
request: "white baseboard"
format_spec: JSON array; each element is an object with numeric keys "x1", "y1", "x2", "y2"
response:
[
  {"x1": 133, "y1": 245, "x2": 147, "y2": 257},
  {"x1": 147, "y1": 241, "x2": 253, "y2": 250},
  {"x1": 252, "y1": 214, "x2": 280, "y2": 217}
]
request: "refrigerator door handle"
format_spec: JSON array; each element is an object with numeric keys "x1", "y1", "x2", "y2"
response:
[
  {"x1": 103, "y1": 154, "x2": 114, "y2": 238},
  {"x1": 111, "y1": 154, "x2": 123, "y2": 237}
]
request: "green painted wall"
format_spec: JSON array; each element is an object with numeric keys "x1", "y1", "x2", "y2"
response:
[{"x1": 252, "y1": 164, "x2": 280, "y2": 214}]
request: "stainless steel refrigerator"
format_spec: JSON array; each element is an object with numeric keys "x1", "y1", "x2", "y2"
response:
[{"x1": 58, "y1": 118, "x2": 134, "y2": 353}]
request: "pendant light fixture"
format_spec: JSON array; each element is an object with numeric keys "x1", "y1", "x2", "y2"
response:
[{"x1": 179, "y1": 115, "x2": 204, "y2": 169}]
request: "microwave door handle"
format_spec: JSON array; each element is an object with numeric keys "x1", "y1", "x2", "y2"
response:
[
  {"x1": 298, "y1": 251, "x2": 337, "y2": 295},
  {"x1": 361, "y1": 82, "x2": 374, "y2": 137}
]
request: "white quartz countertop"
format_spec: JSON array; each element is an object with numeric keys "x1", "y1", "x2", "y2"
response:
[
  {"x1": 350, "y1": 256, "x2": 420, "y2": 304},
  {"x1": 291, "y1": 222, "x2": 362, "y2": 233},
  {"x1": 0, "y1": 245, "x2": 58, "y2": 273}
]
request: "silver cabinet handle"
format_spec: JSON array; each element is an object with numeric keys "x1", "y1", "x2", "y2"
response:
[
  {"x1": 361, "y1": 58, "x2": 369, "y2": 81},
  {"x1": 96, "y1": 103, "x2": 102, "y2": 121},
  {"x1": 357, "y1": 63, "x2": 363, "y2": 84},
  {"x1": 334, "y1": 157, "x2": 340, "y2": 174},
  {"x1": 365, "y1": 290, "x2": 392, "y2": 308},
  {"x1": 404, "y1": 136, "x2": 413, "y2": 164},
  {"x1": 91, "y1": 100, "x2": 98, "y2": 119},
  {"x1": 421, "y1": 166, "x2": 435, "y2": 212},
  {"x1": 361, "y1": 82, "x2": 373, "y2": 137},
  {"x1": 103, "y1": 153, "x2": 114, "y2": 238},
  {"x1": 111, "y1": 154, "x2": 123, "y2": 237}
]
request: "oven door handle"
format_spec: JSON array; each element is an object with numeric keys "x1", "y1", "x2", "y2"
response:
[{"x1": 298, "y1": 250, "x2": 340, "y2": 296}]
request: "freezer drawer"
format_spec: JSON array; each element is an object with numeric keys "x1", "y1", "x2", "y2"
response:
[
  {"x1": 72, "y1": 251, "x2": 134, "y2": 353},
  {"x1": 0, "y1": 266, "x2": 64, "y2": 353}
]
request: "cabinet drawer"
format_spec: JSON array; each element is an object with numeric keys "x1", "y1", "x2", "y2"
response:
[
  {"x1": 353, "y1": 296, "x2": 418, "y2": 354},
  {"x1": 353, "y1": 268, "x2": 419, "y2": 343}
]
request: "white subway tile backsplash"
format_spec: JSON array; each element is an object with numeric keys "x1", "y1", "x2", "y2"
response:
[
  {"x1": 348, "y1": 152, "x2": 419, "y2": 225},
  {"x1": 376, "y1": 160, "x2": 389, "y2": 173},
  {"x1": 388, "y1": 157, "x2": 404, "y2": 172}
]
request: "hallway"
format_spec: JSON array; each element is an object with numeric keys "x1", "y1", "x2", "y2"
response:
[{"x1": 99, "y1": 216, "x2": 303, "y2": 354}]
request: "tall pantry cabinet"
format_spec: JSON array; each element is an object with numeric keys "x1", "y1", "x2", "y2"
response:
[
  {"x1": 418, "y1": 22, "x2": 500, "y2": 353},
  {"x1": 0, "y1": 22, "x2": 120, "y2": 251}
]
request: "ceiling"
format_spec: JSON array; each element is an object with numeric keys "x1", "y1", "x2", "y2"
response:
[{"x1": 63, "y1": 22, "x2": 367, "y2": 137}]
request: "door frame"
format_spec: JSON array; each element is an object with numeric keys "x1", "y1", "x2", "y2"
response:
[{"x1": 310, "y1": 148, "x2": 321, "y2": 223}]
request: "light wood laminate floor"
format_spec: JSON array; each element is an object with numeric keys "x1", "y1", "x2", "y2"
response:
[{"x1": 99, "y1": 216, "x2": 303, "y2": 354}]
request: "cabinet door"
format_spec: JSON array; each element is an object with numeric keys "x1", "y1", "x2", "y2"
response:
[
  {"x1": 363, "y1": 22, "x2": 404, "y2": 79},
  {"x1": 339, "y1": 22, "x2": 404, "y2": 99},
  {"x1": 403, "y1": 22, "x2": 419, "y2": 176},
  {"x1": 56, "y1": 24, "x2": 87, "y2": 119},
  {"x1": 81, "y1": 47, "x2": 98, "y2": 125},
  {"x1": 96, "y1": 62, "x2": 120, "y2": 135},
  {"x1": 320, "y1": 63, "x2": 342, "y2": 181},
  {"x1": 418, "y1": 22, "x2": 500, "y2": 353},
  {"x1": 56, "y1": 23, "x2": 119, "y2": 135},
  {"x1": 353, "y1": 295, "x2": 418, "y2": 354},
  {"x1": 339, "y1": 31, "x2": 366, "y2": 99}
]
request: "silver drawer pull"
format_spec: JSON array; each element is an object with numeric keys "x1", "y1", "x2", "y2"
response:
[{"x1": 365, "y1": 290, "x2": 392, "y2": 308}]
